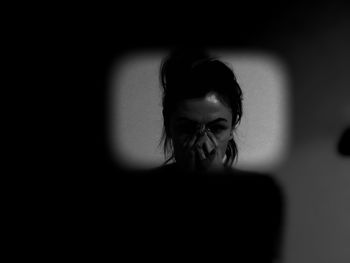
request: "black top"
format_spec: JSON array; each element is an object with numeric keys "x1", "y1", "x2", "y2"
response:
[{"x1": 118, "y1": 163, "x2": 285, "y2": 262}]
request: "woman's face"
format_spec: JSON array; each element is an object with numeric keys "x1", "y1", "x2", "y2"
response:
[{"x1": 169, "y1": 92, "x2": 234, "y2": 170}]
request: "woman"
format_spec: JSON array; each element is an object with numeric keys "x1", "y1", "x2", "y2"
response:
[
  {"x1": 158, "y1": 48, "x2": 243, "y2": 174},
  {"x1": 136, "y1": 49, "x2": 284, "y2": 262}
]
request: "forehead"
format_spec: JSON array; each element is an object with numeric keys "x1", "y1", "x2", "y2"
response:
[{"x1": 173, "y1": 93, "x2": 232, "y2": 123}]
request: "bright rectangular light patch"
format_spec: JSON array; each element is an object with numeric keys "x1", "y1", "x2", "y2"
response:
[{"x1": 107, "y1": 50, "x2": 290, "y2": 172}]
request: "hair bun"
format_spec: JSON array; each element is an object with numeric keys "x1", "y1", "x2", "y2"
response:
[{"x1": 160, "y1": 48, "x2": 212, "y2": 93}]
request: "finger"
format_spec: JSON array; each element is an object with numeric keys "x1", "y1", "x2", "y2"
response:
[
  {"x1": 204, "y1": 132, "x2": 218, "y2": 157},
  {"x1": 207, "y1": 131, "x2": 219, "y2": 148},
  {"x1": 192, "y1": 133, "x2": 204, "y2": 149},
  {"x1": 206, "y1": 133, "x2": 224, "y2": 162},
  {"x1": 187, "y1": 147, "x2": 196, "y2": 171},
  {"x1": 202, "y1": 139, "x2": 214, "y2": 157},
  {"x1": 184, "y1": 134, "x2": 197, "y2": 150},
  {"x1": 195, "y1": 145, "x2": 207, "y2": 161},
  {"x1": 181, "y1": 140, "x2": 196, "y2": 171},
  {"x1": 195, "y1": 134, "x2": 207, "y2": 145}
]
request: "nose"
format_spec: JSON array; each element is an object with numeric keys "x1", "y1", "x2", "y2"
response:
[{"x1": 195, "y1": 126, "x2": 215, "y2": 155}]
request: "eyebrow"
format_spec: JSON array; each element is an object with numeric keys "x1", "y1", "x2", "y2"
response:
[{"x1": 176, "y1": 117, "x2": 228, "y2": 124}]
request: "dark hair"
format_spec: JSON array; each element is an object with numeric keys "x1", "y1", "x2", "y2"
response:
[{"x1": 159, "y1": 48, "x2": 243, "y2": 167}]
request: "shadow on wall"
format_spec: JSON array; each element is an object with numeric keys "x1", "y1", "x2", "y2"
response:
[{"x1": 338, "y1": 127, "x2": 350, "y2": 156}]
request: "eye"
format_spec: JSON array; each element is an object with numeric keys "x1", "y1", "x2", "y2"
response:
[
  {"x1": 209, "y1": 125, "x2": 227, "y2": 134},
  {"x1": 176, "y1": 123, "x2": 197, "y2": 134}
]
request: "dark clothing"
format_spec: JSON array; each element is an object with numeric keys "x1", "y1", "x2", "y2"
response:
[{"x1": 118, "y1": 163, "x2": 284, "y2": 262}]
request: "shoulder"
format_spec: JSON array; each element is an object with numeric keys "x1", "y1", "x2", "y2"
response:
[{"x1": 149, "y1": 164, "x2": 281, "y2": 191}]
